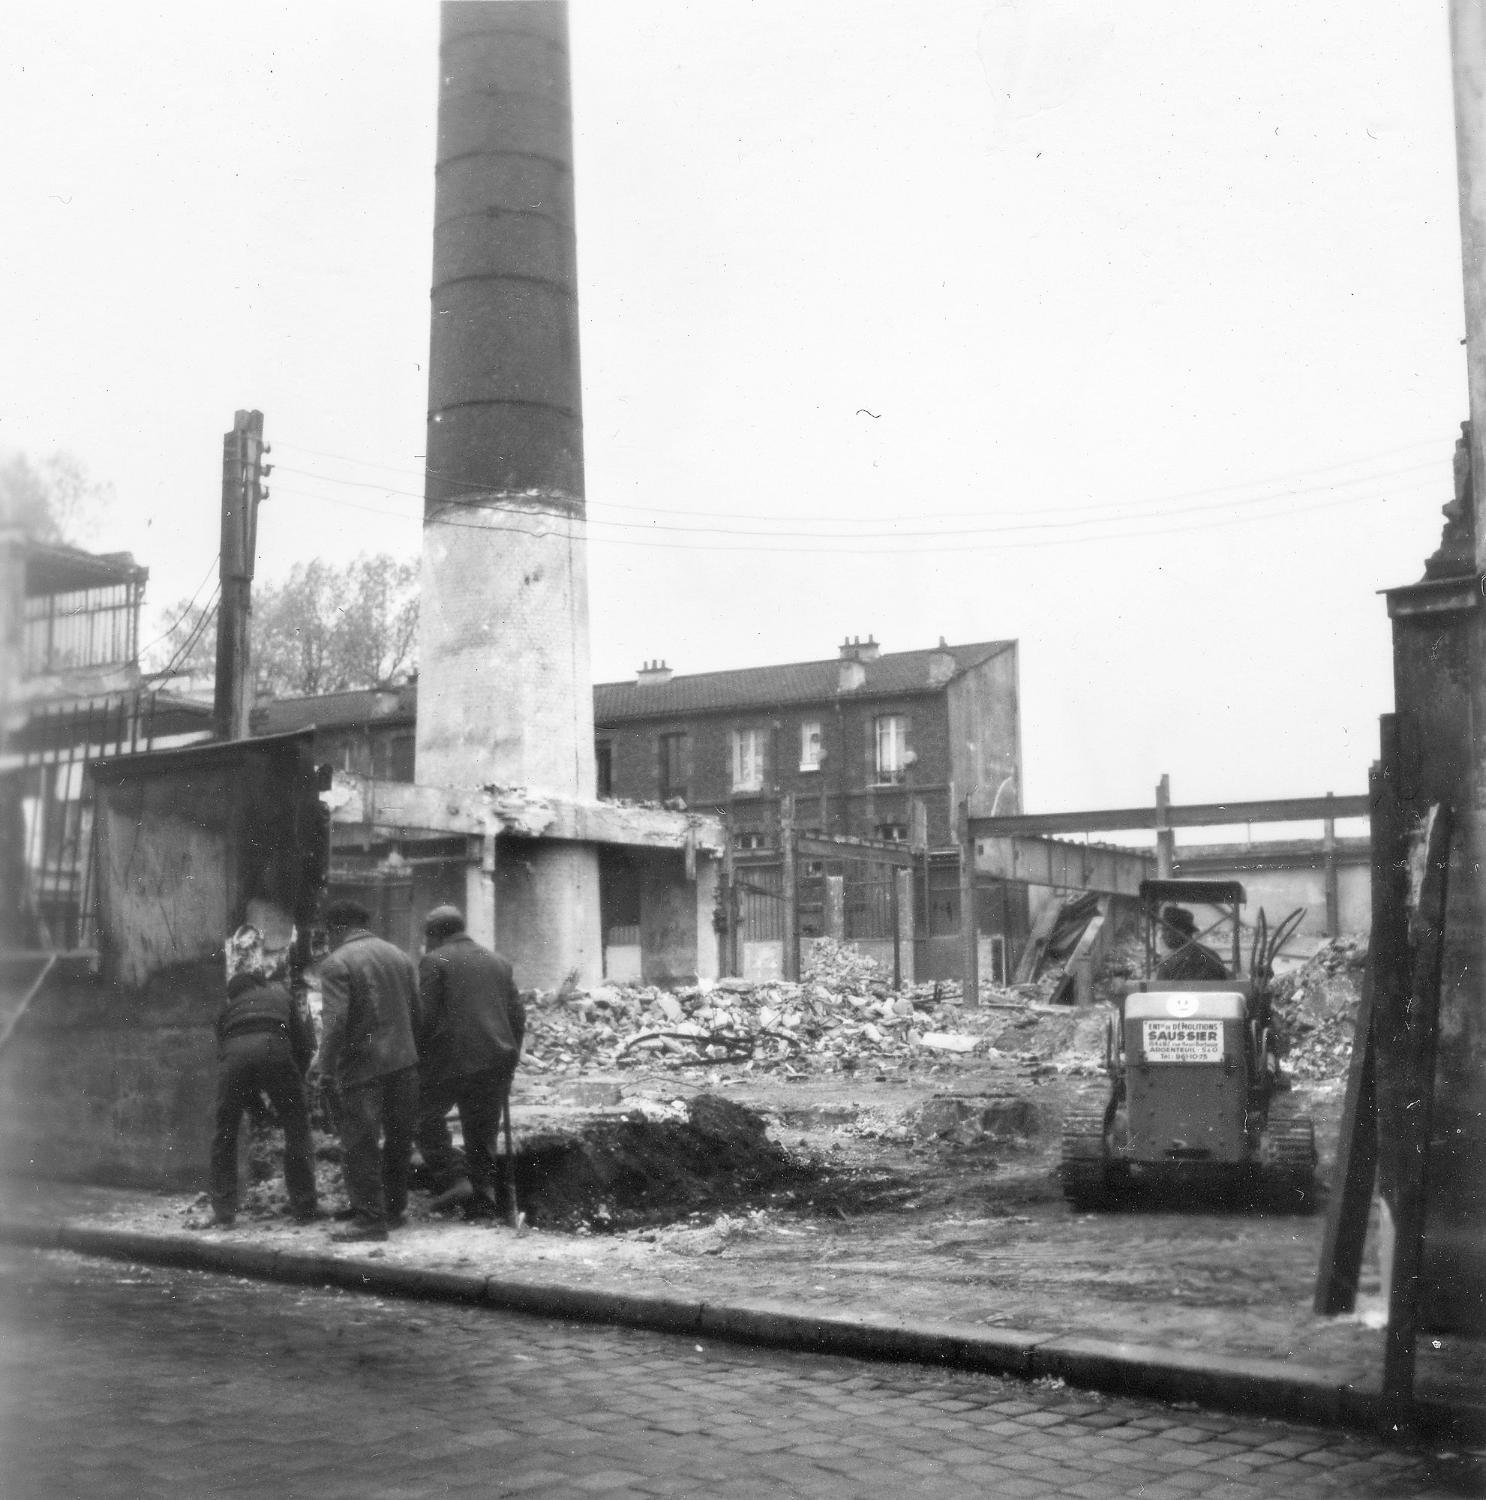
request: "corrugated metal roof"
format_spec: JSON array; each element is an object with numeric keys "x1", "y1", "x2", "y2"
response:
[{"x1": 593, "y1": 640, "x2": 1014, "y2": 723}]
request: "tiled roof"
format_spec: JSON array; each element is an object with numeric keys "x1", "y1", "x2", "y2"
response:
[
  {"x1": 593, "y1": 641, "x2": 1014, "y2": 724},
  {"x1": 253, "y1": 683, "x2": 417, "y2": 735}
]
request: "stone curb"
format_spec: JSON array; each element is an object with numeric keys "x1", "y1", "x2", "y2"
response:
[{"x1": 4, "y1": 1219, "x2": 1478, "y2": 1444}]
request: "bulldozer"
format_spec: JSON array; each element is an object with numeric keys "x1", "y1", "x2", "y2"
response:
[{"x1": 1060, "y1": 879, "x2": 1317, "y2": 1211}]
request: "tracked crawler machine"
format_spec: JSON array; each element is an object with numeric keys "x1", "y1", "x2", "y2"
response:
[{"x1": 1060, "y1": 879, "x2": 1317, "y2": 1210}]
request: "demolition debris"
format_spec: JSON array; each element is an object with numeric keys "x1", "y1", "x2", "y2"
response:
[{"x1": 522, "y1": 941, "x2": 1109, "y2": 1079}]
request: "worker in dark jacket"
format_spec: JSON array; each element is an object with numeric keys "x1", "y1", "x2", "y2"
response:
[
  {"x1": 1155, "y1": 905, "x2": 1230, "y2": 982},
  {"x1": 208, "y1": 924, "x2": 318, "y2": 1228},
  {"x1": 317, "y1": 898, "x2": 422, "y2": 1242},
  {"x1": 415, "y1": 905, "x2": 525, "y2": 1222}
]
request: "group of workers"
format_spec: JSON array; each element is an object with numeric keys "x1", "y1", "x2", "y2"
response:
[{"x1": 208, "y1": 899, "x2": 525, "y2": 1243}]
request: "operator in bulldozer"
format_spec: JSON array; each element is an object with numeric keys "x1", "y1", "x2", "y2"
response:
[{"x1": 1155, "y1": 904, "x2": 1229, "y2": 982}]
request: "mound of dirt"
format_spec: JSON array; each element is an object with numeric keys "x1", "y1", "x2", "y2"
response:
[{"x1": 515, "y1": 1094, "x2": 818, "y2": 1232}]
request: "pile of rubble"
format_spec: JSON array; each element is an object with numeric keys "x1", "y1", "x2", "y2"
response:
[
  {"x1": 1272, "y1": 936, "x2": 1366, "y2": 1080},
  {"x1": 522, "y1": 939, "x2": 1104, "y2": 1078}
]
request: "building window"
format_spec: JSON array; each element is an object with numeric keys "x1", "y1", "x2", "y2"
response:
[
  {"x1": 595, "y1": 740, "x2": 612, "y2": 799},
  {"x1": 734, "y1": 829, "x2": 768, "y2": 851},
  {"x1": 731, "y1": 727, "x2": 765, "y2": 792},
  {"x1": 874, "y1": 714, "x2": 907, "y2": 784},
  {"x1": 658, "y1": 732, "x2": 687, "y2": 802},
  {"x1": 876, "y1": 822, "x2": 907, "y2": 843},
  {"x1": 799, "y1": 720, "x2": 822, "y2": 771}
]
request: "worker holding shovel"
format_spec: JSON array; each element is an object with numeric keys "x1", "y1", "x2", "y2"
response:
[{"x1": 415, "y1": 906, "x2": 524, "y2": 1224}]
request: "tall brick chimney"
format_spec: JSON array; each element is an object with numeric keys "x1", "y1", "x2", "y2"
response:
[{"x1": 416, "y1": 1, "x2": 600, "y2": 986}]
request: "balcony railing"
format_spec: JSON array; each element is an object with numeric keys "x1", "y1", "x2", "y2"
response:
[{"x1": 24, "y1": 582, "x2": 141, "y2": 677}]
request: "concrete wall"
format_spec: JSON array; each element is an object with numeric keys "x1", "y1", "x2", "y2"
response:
[
  {"x1": 1, "y1": 735, "x2": 322, "y2": 1190},
  {"x1": 947, "y1": 646, "x2": 1021, "y2": 815},
  {"x1": 494, "y1": 836, "x2": 602, "y2": 992},
  {"x1": 637, "y1": 848, "x2": 718, "y2": 986},
  {"x1": 0, "y1": 963, "x2": 216, "y2": 1189},
  {"x1": 1173, "y1": 844, "x2": 1372, "y2": 937}
]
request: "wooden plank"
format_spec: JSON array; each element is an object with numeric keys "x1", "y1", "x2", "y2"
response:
[
  {"x1": 1013, "y1": 893, "x2": 1063, "y2": 985},
  {"x1": 968, "y1": 792, "x2": 1370, "y2": 835},
  {"x1": 1314, "y1": 750, "x2": 1402, "y2": 1317},
  {"x1": 1312, "y1": 956, "x2": 1379, "y2": 1313},
  {"x1": 1382, "y1": 801, "x2": 1455, "y2": 1401}
]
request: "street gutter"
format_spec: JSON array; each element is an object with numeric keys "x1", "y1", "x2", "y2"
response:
[{"x1": 2, "y1": 1216, "x2": 1478, "y2": 1445}]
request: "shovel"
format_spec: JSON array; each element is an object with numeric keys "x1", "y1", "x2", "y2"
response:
[{"x1": 501, "y1": 1087, "x2": 524, "y2": 1232}]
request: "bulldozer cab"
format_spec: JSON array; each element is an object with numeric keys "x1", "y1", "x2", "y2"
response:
[{"x1": 1137, "y1": 879, "x2": 1246, "y2": 983}]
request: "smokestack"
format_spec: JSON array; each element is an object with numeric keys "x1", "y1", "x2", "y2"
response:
[
  {"x1": 418, "y1": 1, "x2": 594, "y2": 794},
  {"x1": 416, "y1": 2, "x2": 600, "y2": 985}
]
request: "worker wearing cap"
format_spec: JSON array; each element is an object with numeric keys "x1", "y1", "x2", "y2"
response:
[
  {"x1": 317, "y1": 898, "x2": 422, "y2": 1242},
  {"x1": 1155, "y1": 905, "x2": 1229, "y2": 982},
  {"x1": 208, "y1": 924, "x2": 319, "y2": 1228},
  {"x1": 415, "y1": 905, "x2": 525, "y2": 1222}
]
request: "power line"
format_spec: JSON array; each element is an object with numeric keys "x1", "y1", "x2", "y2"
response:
[
  {"x1": 276, "y1": 457, "x2": 1443, "y2": 540},
  {"x1": 137, "y1": 554, "x2": 220, "y2": 658},
  {"x1": 269, "y1": 475, "x2": 1434, "y2": 556},
  {"x1": 272, "y1": 432, "x2": 1454, "y2": 527},
  {"x1": 143, "y1": 585, "x2": 220, "y2": 682}
]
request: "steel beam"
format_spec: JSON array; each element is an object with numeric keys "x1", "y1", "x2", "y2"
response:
[
  {"x1": 973, "y1": 832, "x2": 1153, "y2": 896},
  {"x1": 968, "y1": 792, "x2": 1368, "y2": 835}
]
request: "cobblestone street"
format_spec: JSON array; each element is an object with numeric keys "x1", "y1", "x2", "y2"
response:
[{"x1": 0, "y1": 1246, "x2": 1478, "y2": 1500}]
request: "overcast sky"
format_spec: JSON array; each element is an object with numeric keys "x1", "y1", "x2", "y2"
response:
[{"x1": 1, "y1": 2, "x2": 1466, "y2": 817}]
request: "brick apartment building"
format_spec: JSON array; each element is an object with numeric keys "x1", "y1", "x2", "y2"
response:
[
  {"x1": 592, "y1": 636, "x2": 1022, "y2": 850},
  {"x1": 250, "y1": 636, "x2": 1026, "y2": 982}
]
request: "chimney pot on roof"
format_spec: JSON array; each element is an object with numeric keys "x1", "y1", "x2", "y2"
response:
[
  {"x1": 839, "y1": 635, "x2": 881, "y2": 663},
  {"x1": 927, "y1": 637, "x2": 958, "y2": 687},
  {"x1": 636, "y1": 659, "x2": 673, "y2": 685}
]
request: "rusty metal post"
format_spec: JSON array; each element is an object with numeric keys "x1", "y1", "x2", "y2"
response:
[
  {"x1": 958, "y1": 795, "x2": 979, "y2": 1006},
  {"x1": 780, "y1": 795, "x2": 799, "y2": 980}
]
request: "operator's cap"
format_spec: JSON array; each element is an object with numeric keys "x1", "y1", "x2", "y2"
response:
[
  {"x1": 1161, "y1": 904, "x2": 1197, "y2": 935},
  {"x1": 424, "y1": 905, "x2": 466, "y2": 937}
]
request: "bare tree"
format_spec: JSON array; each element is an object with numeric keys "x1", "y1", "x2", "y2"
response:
[
  {"x1": 148, "y1": 554, "x2": 419, "y2": 696},
  {"x1": 0, "y1": 452, "x2": 112, "y2": 545}
]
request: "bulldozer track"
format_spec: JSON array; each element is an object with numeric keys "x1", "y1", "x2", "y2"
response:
[
  {"x1": 1261, "y1": 1115, "x2": 1317, "y2": 1210},
  {"x1": 1060, "y1": 1113, "x2": 1112, "y2": 1209}
]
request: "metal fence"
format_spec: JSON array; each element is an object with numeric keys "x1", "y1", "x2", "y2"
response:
[
  {"x1": 24, "y1": 583, "x2": 142, "y2": 676},
  {"x1": 10, "y1": 692, "x2": 161, "y2": 949}
]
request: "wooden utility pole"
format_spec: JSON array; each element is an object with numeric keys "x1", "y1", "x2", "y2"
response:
[{"x1": 214, "y1": 410, "x2": 268, "y2": 741}]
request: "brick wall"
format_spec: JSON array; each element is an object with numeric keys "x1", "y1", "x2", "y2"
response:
[{"x1": 598, "y1": 692, "x2": 960, "y2": 846}]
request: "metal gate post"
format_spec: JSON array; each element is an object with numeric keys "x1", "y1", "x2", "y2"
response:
[
  {"x1": 958, "y1": 795, "x2": 979, "y2": 1006},
  {"x1": 781, "y1": 796, "x2": 799, "y2": 980}
]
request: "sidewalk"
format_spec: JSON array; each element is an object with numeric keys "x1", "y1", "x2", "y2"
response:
[{"x1": 2, "y1": 1177, "x2": 1481, "y2": 1446}]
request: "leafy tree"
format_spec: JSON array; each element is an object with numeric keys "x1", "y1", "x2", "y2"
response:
[
  {"x1": 0, "y1": 452, "x2": 112, "y2": 545},
  {"x1": 149, "y1": 553, "x2": 419, "y2": 697}
]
